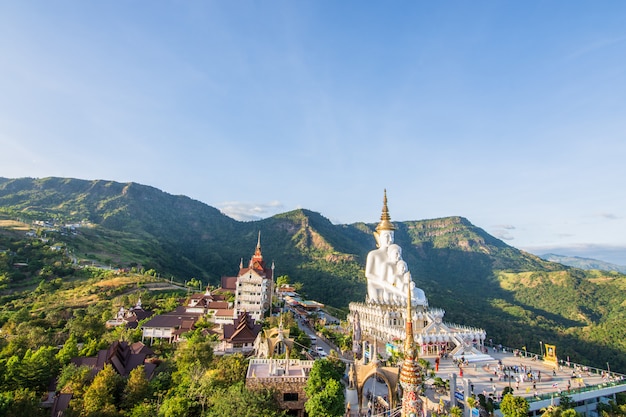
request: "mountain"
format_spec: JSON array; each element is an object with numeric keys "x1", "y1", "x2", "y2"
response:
[
  {"x1": 2, "y1": 176, "x2": 626, "y2": 373},
  {"x1": 540, "y1": 253, "x2": 626, "y2": 274}
]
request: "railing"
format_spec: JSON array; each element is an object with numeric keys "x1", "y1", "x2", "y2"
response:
[
  {"x1": 250, "y1": 375, "x2": 309, "y2": 383},
  {"x1": 501, "y1": 349, "x2": 624, "y2": 379},
  {"x1": 485, "y1": 342, "x2": 626, "y2": 404},
  {"x1": 526, "y1": 378, "x2": 626, "y2": 403}
]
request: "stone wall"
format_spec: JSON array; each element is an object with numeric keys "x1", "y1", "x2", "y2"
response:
[{"x1": 246, "y1": 378, "x2": 308, "y2": 417}]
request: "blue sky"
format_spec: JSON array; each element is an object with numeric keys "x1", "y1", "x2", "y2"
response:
[{"x1": 1, "y1": 2, "x2": 626, "y2": 265}]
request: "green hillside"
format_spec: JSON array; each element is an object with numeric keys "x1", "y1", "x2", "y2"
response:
[{"x1": 1, "y1": 176, "x2": 626, "y2": 373}]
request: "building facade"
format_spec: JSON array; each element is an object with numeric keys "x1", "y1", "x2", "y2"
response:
[{"x1": 233, "y1": 232, "x2": 274, "y2": 321}]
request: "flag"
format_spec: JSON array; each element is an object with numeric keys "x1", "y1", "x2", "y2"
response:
[{"x1": 544, "y1": 344, "x2": 557, "y2": 363}]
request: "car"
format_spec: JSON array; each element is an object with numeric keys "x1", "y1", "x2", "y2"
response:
[{"x1": 315, "y1": 346, "x2": 327, "y2": 357}]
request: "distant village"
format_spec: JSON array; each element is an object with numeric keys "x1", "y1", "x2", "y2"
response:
[{"x1": 49, "y1": 233, "x2": 337, "y2": 417}]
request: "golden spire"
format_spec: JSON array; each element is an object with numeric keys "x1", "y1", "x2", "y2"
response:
[
  {"x1": 400, "y1": 273, "x2": 423, "y2": 416},
  {"x1": 376, "y1": 189, "x2": 396, "y2": 232},
  {"x1": 252, "y1": 231, "x2": 263, "y2": 262}
]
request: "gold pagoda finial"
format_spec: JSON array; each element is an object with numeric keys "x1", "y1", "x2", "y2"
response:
[
  {"x1": 376, "y1": 189, "x2": 395, "y2": 232},
  {"x1": 253, "y1": 231, "x2": 263, "y2": 261},
  {"x1": 400, "y1": 272, "x2": 423, "y2": 417}
]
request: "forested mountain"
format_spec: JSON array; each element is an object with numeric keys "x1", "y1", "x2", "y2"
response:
[{"x1": 2, "y1": 176, "x2": 626, "y2": 373}]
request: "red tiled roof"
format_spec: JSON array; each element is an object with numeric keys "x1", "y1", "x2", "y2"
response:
[
  {"x1": 221, "y1": 276, "x2": 237, "y2": 291},
  {"x1": 207, "y1": 301, "x2": 229, "y2": 310},
  {"x1": 215, "y1": 308, "x2": 234, "y2": 317},
  {"x1": 70, "y1": 341, "x2": 155, "y2": 378},
  {"x1": 51, "y1": 393, "x2": 73, "y2": 417},
  {"x1": 222, "y1": 311, "x2": 261, "y2": 343},
  {"x1": 142, "y1": 311, "x2": 201, "y2": 328}
]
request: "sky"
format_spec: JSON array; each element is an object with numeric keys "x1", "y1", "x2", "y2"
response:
[{"x1": 1, "y1": 2, "x2": 626, "y2": 265}]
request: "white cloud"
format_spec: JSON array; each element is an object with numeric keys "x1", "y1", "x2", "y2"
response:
[
  {"x1": 597, "y1": 212, "x2": 620, "y2": 220},
  {"x1": 493, "y1": 224, "x2": 516, "y2": 230},
  {"x1": 492, "y1": 230, "x2": 515, "y2": 241},
  {"x1": 490, "y1": 225, "x2": 516, "y2": 241},
  {"x1": 217, "y1": 200, "x2": 284, "y2": 221}
]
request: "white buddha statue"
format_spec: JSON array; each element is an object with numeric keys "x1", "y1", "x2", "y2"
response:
[{"x1": 365, "y1": 190, "x2": 427, "y2": 305}]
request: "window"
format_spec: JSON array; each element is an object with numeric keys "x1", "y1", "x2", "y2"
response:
[{"x1": 283, "y1": 393, "x2": 298, "y2": 401}]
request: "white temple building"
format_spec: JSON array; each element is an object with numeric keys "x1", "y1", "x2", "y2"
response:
[
  {"x1": 349, "y1": 191, "x2": 491, "y2": 362},
  {"x1": 233, "y1": 232, "x2": 274, "y2": 321}
]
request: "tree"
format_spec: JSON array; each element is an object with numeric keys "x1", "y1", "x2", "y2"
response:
[
  {"x1": 82, "y1": 364, "x2": 123, "y2": 416},
  {"x1": 158, "y1": 395, "x2": 191, "y2": 417},
  {"x1": 305, "y1": 378, "x2": 345, "y2": 417},
  {"x1": 20, "y1": 345, "x2": 59, "y2": 392},
  {"x1": 541, "y1": 405, "x2": 578, "y2": 417},
  {"x1": 304, "y1": 359, "x2": 345, "y2": 417},
  {"x1": 449, "y1": 406, "x2": 463, "y2": 417},
  {"x1": 127, "y1": 402, "x2": 158, "y2": 417},
  {"x1": 57, "y1": 364, "x2": 92, "y2": 398},
  {"x1": 56, "y1": 333, "x2": 80, "y2": 365},
  {"x1": 276, "y1": 275, "x2": 290, "y2": 287},
  {"x1": 467, "y1": 396, "x2": 477, "y2": 412},
  {"x1": 292, "y1": 282, "x2": 304, "y2": 293},
  {"x1": 559, "y1": 393, "x2": 575, "y2": 410},
  {"x1": 186, "y1": 278, "x2": 202, "y2": 291},
  {"x1": 79, "y1": 338, "x2": 107, "y2": 357},
  {"x1": 122, "y1": 366, "x2": 151, "y2": 411},
  {"x1": 500, "y1": 394, "x2": 530, "y2": 417},
  {"x1": 205, "y1": 381, "x2": 285, "y2": 417},
  {"x1": 208, "y1": 353, "x2": 248, "y2": 388},
  {"x1": 305, "y1": 359, "x2": 344, "y2": 398},
  {"x1": 173, "y1": 331, "x2": 214, "y2": 369},
  {"x1": 0, "y1": 388, "x2": 45, "y2": 417},
  {"x1": 2, "y1": 355, "x2": 22, "y2": 389},
  {"x1": 66, "y1": 314, "x2": 106, "y2": 341}
]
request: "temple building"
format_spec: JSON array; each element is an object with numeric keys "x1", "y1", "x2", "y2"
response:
[
  {"x1": 349, "y1": 192, "x2": 490, "y2": 362},
  {"x1": 217, "y1": 311, "x2": 262, "y2": 354},
  {"x1": 232, "y1": 232, "x2": 275, "y2": 321},
  {"x1": 247, "y1": 318, "x2": 314, "y2": 417}
]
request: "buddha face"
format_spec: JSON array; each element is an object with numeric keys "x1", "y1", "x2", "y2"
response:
[
  {"x1": 388, "y1": 244, "x2": 402, "y2": 262},
  {"x1": 377, "y1": 230, "x2": 394, "y2": 248}
]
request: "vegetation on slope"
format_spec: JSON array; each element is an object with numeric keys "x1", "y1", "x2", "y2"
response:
[{"x1": 2, "y1": 176, "x2": 626, "y2": 373}]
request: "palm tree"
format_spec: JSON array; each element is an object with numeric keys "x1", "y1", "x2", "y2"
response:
[
  {"x1": 450, "y1": 405, "x2": 463, "y2": 417},
  {"x1": 467, "y1": 396, "x2": 477, "y2": 411}
]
